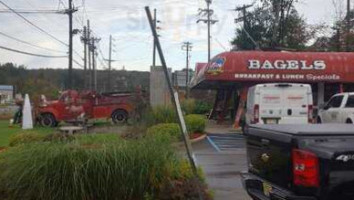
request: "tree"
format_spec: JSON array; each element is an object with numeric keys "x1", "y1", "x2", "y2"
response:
[{"x1": 231, "y1": 0, "x2": 319, "y2": 50}]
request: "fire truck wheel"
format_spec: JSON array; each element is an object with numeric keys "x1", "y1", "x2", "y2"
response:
[
  {"x1": 40, "y1": 113, "x2": 58, "y2": 127},
  {"x1": 112, "y1": 110, "x2": 128, "y2": 124}
]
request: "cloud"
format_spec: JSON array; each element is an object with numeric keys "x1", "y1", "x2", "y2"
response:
[{"x1": 0, "y1": 0, "x2": 338, "y2": 72}]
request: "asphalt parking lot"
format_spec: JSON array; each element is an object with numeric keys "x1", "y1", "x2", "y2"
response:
[{"x1": 193, "y1": 133, "x2": 250, "y2": 200}]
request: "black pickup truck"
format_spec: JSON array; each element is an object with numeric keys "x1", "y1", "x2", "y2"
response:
[{"x1": 242, "y1": 124, "x2": 354, "y2": 200}]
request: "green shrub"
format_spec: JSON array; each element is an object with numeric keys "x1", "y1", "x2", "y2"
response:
[
  {"x1": 147, "y1": 123, "x2": 181, "y2": 140},
  {"x1": 0, "y1": 134, "x2": 178, "y2": 200},
  {"x1": 194, "y1": 100, "x2": 212, "y2": 115},
  {"x1": 181, "y1": 99, "x2": 196, "y2": 115},
  {"x1": 141, "y1": 106, "x2": 178, "y2": 127},
  {"x1": 8, "y1": 132, "x2": 44, "y2": 147},
  {"x1": 185, "y1": 114, "x2": 206, "y2": 134}
]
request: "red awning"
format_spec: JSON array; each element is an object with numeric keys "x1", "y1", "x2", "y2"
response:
[{"x1": 191, "y1": 51, "x2": 354, "y2": 89}]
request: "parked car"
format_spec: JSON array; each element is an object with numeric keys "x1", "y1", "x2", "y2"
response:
[
  {"x1": 317, "y1": 92, "x2": 354, "y2": 124},
  {"x1": 242, "y1": 124, "x2": 354, "y2": 200},
  {"x1": 245, "y1": 83, "x2": 313, "y2": 125},
  {"x1": 36, "y1": 90, "x2": 139, "y2": 127}
]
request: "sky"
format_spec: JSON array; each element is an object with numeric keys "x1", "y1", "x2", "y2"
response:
[{"x1": 0, "y1": 0, "x2": 347, "y2": 72}]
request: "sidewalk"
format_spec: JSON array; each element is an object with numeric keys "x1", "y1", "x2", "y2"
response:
[
  {"x1": 193, "y1": 120, "x2": 250, "y2": 200},
  {"x1": 205, "y1": 120, "x2": 242, "y2": 135}
]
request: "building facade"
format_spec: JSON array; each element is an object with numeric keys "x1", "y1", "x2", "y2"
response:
[{"x1": 0, "y1": 85, "x2": 14, "y2": 104}]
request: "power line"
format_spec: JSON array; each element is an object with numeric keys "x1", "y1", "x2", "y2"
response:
[
  {"x1": 73, "y1": 58, "x2": 84, "y2": 68},
  {"x1": 0, "y1": 1, "x2": 68, "y2": 46},
  {"x1": 0, "y1": 31, "x2": 66, "y2": 53},
  {"x1": 0, "y1": 45, "x2": 67, "y2": 58},
  {"x1": 0, "y1": 9, "x2": 62, "y2": 14}
]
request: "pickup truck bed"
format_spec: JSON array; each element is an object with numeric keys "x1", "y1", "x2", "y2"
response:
[{"x1": 242, "y1": 124, "x2": 354, "y2": 200}]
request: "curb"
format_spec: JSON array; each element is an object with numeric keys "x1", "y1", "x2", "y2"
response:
[{"x1": 190, "y1": 134, "x2": 207, "y2": 144}]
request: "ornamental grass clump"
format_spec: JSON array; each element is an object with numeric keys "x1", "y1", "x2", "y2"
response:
[
  {"x1": 0, "y1": 134, "x2": 180, "y2": 200},
  {"x1": 8, "y1": 132, "x2": 44, "y2": 147}
]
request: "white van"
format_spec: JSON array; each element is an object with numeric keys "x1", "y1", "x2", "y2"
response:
[{"x1": 245, "y1": 83, "x2": 313, "y2": 125}]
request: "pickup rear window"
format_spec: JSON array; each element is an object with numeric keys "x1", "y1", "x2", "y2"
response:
[
  {"x1": 328, "y1": 95, "x2": 343, "y2": 108},
  {"x1": 346, "y1": 95, "x2": 354, "y2": 108}
]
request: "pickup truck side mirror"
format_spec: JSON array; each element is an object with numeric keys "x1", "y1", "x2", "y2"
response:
[{"x1": 323, "y1": 105, "x2": 330, "y2": 110}]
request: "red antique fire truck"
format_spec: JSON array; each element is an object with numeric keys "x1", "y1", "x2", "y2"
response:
[{"x1": 36, "y1": 90, "x2": 140, "y2": 127}]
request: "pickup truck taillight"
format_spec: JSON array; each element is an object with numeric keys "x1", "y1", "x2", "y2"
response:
[
  {"x1": 292, "y1": 149, "x2": 319, "y2": 188},
  {"x1": 253, "y1": 104, "x2": 259, "y2": 123},
  {"x1": 308, "y1": 105, "x2": 313, "y2": 123}
]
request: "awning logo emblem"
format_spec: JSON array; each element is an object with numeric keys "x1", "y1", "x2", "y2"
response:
[{"x1": 207, "y1": 57, "x2": 226, "y2": 75}]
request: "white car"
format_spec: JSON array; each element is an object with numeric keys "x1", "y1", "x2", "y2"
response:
[
  {"x1": 318, "y1": 93, "x2": 354, "y2": 124},
  {"x1": 245, "y1": 83, "x2": 313, "y2": 125}
]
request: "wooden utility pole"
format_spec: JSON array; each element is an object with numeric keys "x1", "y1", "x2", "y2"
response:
[
  {"x1": 108, "y1": 35, "x2": 112, "y2": 91},
  {"x1": 66, "y1": 0, "x2": 77, "y2": 89},
  {"x1": 347, "y1": 0, "x2": 351, "y2": 51},
  {"x1": 81, "y1": 26, "x2": 87, "y2": 89},
  {"x1": 271, "y1": 0, "x2": 281, "y2": 49},
  {"x1": 197, "y1": 0, "x2": 218, "y2": 63},
  {"x1": 206, "y1": 0, "x2": 211, "y2": 62},
  {"x1": 91, "y1": 38, "x2": 97, "y2": 91},
  {"x1": 182, "y1": 42, "x2": 192, "y2": 99},
  {"x1": 233, "y1": 4, "x2": 258, "y2": 49},
  {"x1": 87, "y1": 20, "x2": 92, "y2": 90}
]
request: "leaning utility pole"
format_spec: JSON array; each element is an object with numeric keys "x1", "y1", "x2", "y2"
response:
[
  {"x1": 153, "y1": 9, "x2": 157, "y2": 67},
  {"x1": 182, "y1": 42, "x2": 192, "y2": 99},
  {"x1": 152, "y1": 9, "x2": 161, "y2": 67},
  {"x1": 197, "y1": 0, "x2": 218, "y2": 63},
  {"x1": 66, "y1": 0, "x2": 77, "y2": 89}
]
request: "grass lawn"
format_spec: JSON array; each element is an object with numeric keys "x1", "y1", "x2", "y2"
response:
[{"x1": 0, "y1": 120, "x2": 54, "y2": 147}]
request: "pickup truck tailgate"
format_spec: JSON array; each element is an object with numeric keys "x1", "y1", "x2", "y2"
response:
[
  {"x1": 245, "y1": 124, "x2": 354, "y2": 199},
  {"x1": 305, "y1": 138, "x2": 354, "y2": 189}
]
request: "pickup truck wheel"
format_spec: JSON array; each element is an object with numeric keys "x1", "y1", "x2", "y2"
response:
[
  {"x1": 112, "y1": 110, "x2": 128, "y2": 124},
  {"x1": 346, "y1": 119, "x2": 353, "y2": 124},
  {"x1": 40, "y1": 114, "x2": 57, "y2": 127},
  {"x1": 317, "y1": 117, "x2": 322, "y2": 124}
]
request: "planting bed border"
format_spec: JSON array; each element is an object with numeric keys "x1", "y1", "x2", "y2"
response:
[{"x1": 190, "y1": 134, "x2": 207, "y2": 143}]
